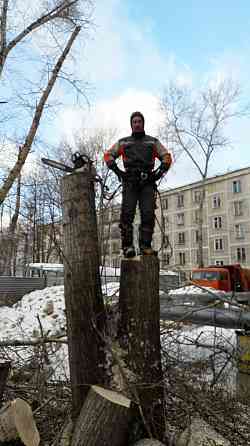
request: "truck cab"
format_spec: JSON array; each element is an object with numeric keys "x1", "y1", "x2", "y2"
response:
[
  {"x1": 191, "y1": 267, "x2": 231, "y2": 292},
  {"x1": 191, "y1": 264, "x2": 250, "y2": 292}
]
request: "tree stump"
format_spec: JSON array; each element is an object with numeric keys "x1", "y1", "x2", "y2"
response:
[
  {"x1": 71, "y1": 385, "x2": 131, "y2": 446},
  {"x1": 119, "y1": 256, "x2": 165, "y2": 441},
  {"x1": 0, "y1": 398, "x2": 40, "y2": 446},
  {"x1": 62, "y1": 171, "x2": 107, "y2": 419}
]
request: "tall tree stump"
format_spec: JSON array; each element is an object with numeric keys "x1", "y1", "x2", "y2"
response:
[
  {"x1": 71, "y1": 385, "x2": 131, "y2": 446},
  {"x1": 62, "y1": 171, "x2": 107, "y2": 419},
  {"x1": 119, "y1": 256, "x2": 165, "y2": 441}
]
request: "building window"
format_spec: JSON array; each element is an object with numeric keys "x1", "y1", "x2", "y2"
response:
[
  {"x1": 194, "y1": 210, "x2": 200, "y2": 224},
  {"x1": 112, "y1": 258, "x2": 120, "y2": 268},
  {"x1": 162, "y1": 198, "x2": 168, "y2": 210},
  {"x1": 214, "y1": 238, "x2": 223, "y2": 251},
  {"x1": 177, "y1": 194, "x2": 184, "y2": 208},
  {"x1": 178, "y1": 232, "x2": 185, "y2": 244},
  {"x1": 232, "y1": 180, "x2": 241, "y2": 193},
  {"x1": 235, "y1": 223, "x2": 244, "y2": 239},
  {"x1": 111, "y1": 210, "x2": 120, "y2": 222},
  {"x1": 212, "y1": 194, "x2": 221, "y2": 209},
  {"x1": 234, "y1": 201, "x2": 243, "y2": 217},
  {"x1": 112, "y1": 242, "x2": 120, "y2": 254},
  {"x1": 195, "y1": 230, "x2": 199, "y2": 243},
  {"x1": 163, "y1": 253, "x2": 171, "y2": 265},
  {"x1": 237, "y1": 247, "x2": 246, "y2": 262},
  {"x1": 193, "y1": 190, "x2": 202, "y2": 203},
  {"x1": 179, "y1": 252, "x2": 186, "y2": 265},
  {"x1": 102, "y1": 210, "x2": 110, "y2": 224},
  {"x1": 213, "y1": 216, "x2": 222, "y2": 229},
  {"x1": 177, "y1": 213, "x2": 184, "y2": 225},
  {"x1": 110, "y1": 226, "x2": 120, "y2": 239},
  {"x1": 103, "y1": 226, "x2": 110, "y2": 239},
  {"x1": 163, "y1": 216, "x2": 169, "y2": 230},
  {"x1": 215, "y1": 260, "x2": 224, "y2": 266}
]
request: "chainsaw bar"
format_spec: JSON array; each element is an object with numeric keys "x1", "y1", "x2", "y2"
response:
[{"x1": 41, "y1": 157, "x2": 74, "y2": 173}]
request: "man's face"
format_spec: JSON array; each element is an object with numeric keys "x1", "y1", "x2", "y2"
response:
[{"x1": 131, "y1": 116, "x2": 144, "y2": 133}]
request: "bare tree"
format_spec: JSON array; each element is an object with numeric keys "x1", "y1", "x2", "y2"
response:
[
  {"x1": 160, "y1": 79, "x2": 248, "y2": 267},
  {"x1": 0, "y1": 0, "x2": 93, "y2": 206}
]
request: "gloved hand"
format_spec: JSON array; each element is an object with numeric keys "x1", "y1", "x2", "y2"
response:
[
  {"x1": 151, "y1": 163, "x2": 169, "y2": 181},
  {"x1": 107, "y1": 161, "x2": 126, "y2": 182}
]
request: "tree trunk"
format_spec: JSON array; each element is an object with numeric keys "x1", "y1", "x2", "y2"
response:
[
  {"x1": 61, "y1": 171, "x2": 107, "y2": 419},
  {"x1": 0, "y1": 362, "x2": 11, "y2": 404},
  {"x1": 4, "y1": 174, "x2": 21, "y2": 275},
  {"x1": 197, "y1": 184, "x2": 206, "y2": 268},
  {"x1": 71, "y1": 385, "x2": 131, "y2": 446},
  {"x1": 119, "y1": 256, "x2": 165, "y2": 441}
]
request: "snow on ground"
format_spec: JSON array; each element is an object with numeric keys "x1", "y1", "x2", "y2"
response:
[
  {"x1": 0, "y1": 282, "x2": 236, "y2": 383},
  {"x1": 169, "y1": 285, "x2": 226, "y2": 295}
]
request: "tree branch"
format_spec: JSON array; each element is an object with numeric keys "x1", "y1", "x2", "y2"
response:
[
  {"x1": 0, "y1": 0, "x2": 8, "y2": 53},
  {"x1": 0, "y1": 336, "x2": 67, "y2": 347},
  {"x1": 0, "y1": 0, "x2": 81, "y2": 76},
  {"x1": 0, "y1": 25, "x2": 81, "y2": 206}
]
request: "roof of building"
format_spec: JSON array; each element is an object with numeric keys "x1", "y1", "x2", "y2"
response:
[{"x1": 161, "y1": 165, "x2": 250, "y2": 196}]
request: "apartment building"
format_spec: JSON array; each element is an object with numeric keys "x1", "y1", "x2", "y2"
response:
[
  {"x1": 102, "y1": 166, "x2": 250, "y2": 274},
  {"x1": 154, "y1": 166, "x2": 250, "y2": 274}
]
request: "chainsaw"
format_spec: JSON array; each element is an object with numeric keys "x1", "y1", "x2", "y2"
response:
[
  {"x1": 41, "y1": 152, "x2": 120, "y2": 200},
  {"x1": 41, "y1": 152, "x2": 91, "y2": 173}
]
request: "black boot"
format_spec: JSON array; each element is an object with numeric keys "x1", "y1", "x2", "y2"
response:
[
  {"x1": 140, "y1": 245, "x2": 158, "y2": 256},
  {"x1": 139, "y1": 226, "x2": 157, "y2": 255},
  {"x1": 123, "y1": 246, "x2": 136, "y2": 258}
]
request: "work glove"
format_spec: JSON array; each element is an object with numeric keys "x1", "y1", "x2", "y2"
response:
[
  {"x1": 107, "y1": 161, "x2": 126, "y2": 182},
  {"x1": 151, "y1": 163, "x2": 169, "y2": 182}
]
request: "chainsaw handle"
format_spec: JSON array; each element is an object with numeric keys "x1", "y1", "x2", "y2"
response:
[{"x1": 71, "y1": 152, "x2": 93, "y2": 169}]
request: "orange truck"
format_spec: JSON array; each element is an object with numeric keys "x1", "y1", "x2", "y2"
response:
[{"x1": 191, "y1": 264, "x2": 250, "y2": 293}]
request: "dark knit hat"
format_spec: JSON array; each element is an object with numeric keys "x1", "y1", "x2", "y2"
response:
[{"x1": 130, "y1": 111, "x2": 145, "y2": 127}]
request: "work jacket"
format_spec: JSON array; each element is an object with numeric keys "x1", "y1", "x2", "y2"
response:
[{"x1": 104, "y1": 134, "x2": 172, "y2": 173}]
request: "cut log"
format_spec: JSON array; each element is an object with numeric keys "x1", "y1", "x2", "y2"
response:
[
  {"x1": 0, "y1": 398, "x2": 40, "y2": 446},
  {"x1": 71, "y1": 385, "x2": 131, "y2": 446},
  {"x1": 119, "y1": 255, "x2": 165, "y2": 440}
]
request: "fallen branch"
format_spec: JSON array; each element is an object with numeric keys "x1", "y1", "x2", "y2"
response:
[{"x1": 0, "y1": 337, "x2": 67, "y2": 347}]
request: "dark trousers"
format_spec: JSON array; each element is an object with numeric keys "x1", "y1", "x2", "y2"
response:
[{"x1": 119, "y1": 180, "x2": 156, "y2": 249}]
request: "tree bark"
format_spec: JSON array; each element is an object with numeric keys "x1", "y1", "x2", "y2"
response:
[
  {"x1": 119, "y1": 256, "x2": 165, "y2": 441},
  {"x1": 4, "y1": 173, "x2": 21, "y2": 275},
  {"x1": 0, "y1": 362, "x2": 11, "y2": 405},
  {"x1": 62, "y1": 171, "x2": 107, "y2": 419},
  {"x1": 71, "y1": 385, "x2": 131, "y2": 446}
]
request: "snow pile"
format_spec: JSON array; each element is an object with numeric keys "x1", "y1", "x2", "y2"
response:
[
  {"x1": 169, "y1": 285, "x2": 226, "y2": 295},
  {"x1": 12, "y1": 286, "x2": 66, "y2": 339},
  {"x1": 0, "y1": 283, "x2": 118, "y2": 381}
]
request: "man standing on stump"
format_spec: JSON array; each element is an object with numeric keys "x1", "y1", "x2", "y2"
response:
[{"x1": 104, "y1": 111, "x2": 172, "y2": 258}]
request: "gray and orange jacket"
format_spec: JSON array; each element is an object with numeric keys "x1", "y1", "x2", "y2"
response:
[{"x1": 104, "y1": 134, "x2": 172, "y2": 172}]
